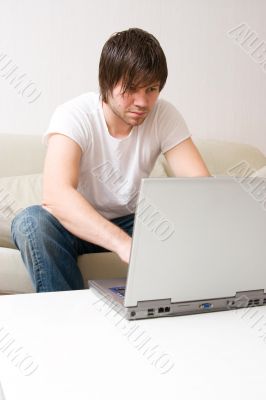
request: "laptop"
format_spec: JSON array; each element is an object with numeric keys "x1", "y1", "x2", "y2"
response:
[{"x1": 89, "y1": 176, "x2": 266, "y2": 320}]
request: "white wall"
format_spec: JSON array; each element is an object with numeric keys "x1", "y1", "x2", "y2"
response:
[{"x1": 0, "y1": 0, "x2": 265, "y2": 154}]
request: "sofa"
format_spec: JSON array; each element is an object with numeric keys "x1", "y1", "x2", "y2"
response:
[{"x1": 0, "y1": 133, "x2": 266, "y2": 294}]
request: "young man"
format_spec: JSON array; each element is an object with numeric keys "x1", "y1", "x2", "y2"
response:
[{"x1": 11, "y1": 28, "x2": 210, "y2": 292}]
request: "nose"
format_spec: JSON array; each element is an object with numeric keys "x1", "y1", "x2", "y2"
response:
[{"x1": 132, "y1": 90, "x2": 149, "y2": 109}]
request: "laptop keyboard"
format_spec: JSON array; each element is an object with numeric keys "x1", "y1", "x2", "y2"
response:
[{"x1": 109, "y1": 286, "x2": 126, "y2": 298}]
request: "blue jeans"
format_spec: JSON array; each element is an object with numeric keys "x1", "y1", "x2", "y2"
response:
[{"x1": 10, "y1": 205, "x2": 135, "y2": 292}]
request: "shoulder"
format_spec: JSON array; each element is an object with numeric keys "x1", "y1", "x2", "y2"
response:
[
  {"x1": 145, "y1": 98, "x2": 186, "y2": 128},
  {"x1": 154, "y1": 98, "x2": 183, "y2": 118},
  {"x1": 55, "y1": 92, "x2": 100, "y2": 118}
]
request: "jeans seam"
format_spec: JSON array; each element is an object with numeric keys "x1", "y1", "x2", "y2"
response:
[
  {"x1": 10, "y1": 212, "x2": 22, "y2": 248},
  {"x1": 24, "y1": 209, "x2": 47, "y2": 291}
]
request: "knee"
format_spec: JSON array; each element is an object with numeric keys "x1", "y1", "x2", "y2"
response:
[{"x1": 11, "y1": 205, "x2": 48, "y2": 247}]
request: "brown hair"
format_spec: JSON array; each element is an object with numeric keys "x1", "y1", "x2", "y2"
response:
[{"x1": 99, "y1": 28, "x2": 168, "y2": 102}]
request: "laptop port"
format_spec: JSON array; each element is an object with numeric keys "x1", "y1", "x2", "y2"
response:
[
  {"x1": 158, "y1": 307, "x2": 164, "y2": 313},
  {"x1": 199, "y1": 303, "x2": 213, "y2": 309},
  {"x1": 165, "y1": 307, "x2": 170, "y2": 312},
  {"x1": 148, "y1": 308, "x2": 154, "y2": 313}
]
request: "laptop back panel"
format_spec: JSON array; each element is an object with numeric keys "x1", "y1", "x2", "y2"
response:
[{"x1": 124, "y1": 177, "x2": 266, "y2": 308}]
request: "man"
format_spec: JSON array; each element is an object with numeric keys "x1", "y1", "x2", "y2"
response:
[{"x1": 11, "y1": 28, "x2": 210, "y2": 292}]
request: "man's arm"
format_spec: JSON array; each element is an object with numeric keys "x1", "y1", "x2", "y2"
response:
[
  {"x1": 163, "y1": 137, "x2": 211, "y2": 177},
  {"x1": 42, "y1": 133, "x2": 131, "y2": 263}
]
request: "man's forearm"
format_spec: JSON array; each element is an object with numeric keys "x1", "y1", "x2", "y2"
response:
[{"x1": 41, "y1": 187, "x2": 131, "y2": 254}]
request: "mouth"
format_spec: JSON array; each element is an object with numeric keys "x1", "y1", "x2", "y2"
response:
[{"x1": 129, "y1": 111, "x2": 147, "y2": 116}]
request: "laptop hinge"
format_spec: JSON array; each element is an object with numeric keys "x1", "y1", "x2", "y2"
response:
[
  {"x1": 227, "y1": 289, "x2": 266, "y2": 308},
  {"x1": 136, "y1": 298, "x2": 171, "y2": 308}
]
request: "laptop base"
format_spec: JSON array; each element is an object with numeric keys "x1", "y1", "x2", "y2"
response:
[{"x1": 89, "y1": 279, "x2": 266, "y2": 320}]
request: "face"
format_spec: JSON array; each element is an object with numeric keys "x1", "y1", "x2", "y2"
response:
[{"x1": 104, "y1": 80, "x2": 160, "y2": 129}]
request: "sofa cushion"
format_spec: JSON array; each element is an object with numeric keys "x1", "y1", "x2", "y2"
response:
[
  {"x1": 0, "y1": 247, "x2": 128, "y2": 294},
  {"x1": 0, "y1": 134, "x2": 45, "y2": 178},
  {"x1": 0, "y1": 247, "x2": 35, "y2": 293},
  {"x1": 163, "y1": 138, "x2": 266, "y2": 176},
  {"x1": 251, "y1": 166, "x2": 266, "y2": 178}
]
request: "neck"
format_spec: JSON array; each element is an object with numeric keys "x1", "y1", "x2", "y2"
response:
[{"x1": 102, "y1": 101, "x2": 132, "y2": 138}]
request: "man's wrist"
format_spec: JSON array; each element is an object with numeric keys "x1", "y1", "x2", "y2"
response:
[{"x1": 111, "y1": 227, "x2": 131, "y2": 254}]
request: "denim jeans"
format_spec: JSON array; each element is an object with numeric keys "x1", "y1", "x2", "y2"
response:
[{"x1": 10, "y1": 205, "x2": 135, "y2": 293}]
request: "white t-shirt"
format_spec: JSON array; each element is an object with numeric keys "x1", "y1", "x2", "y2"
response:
[{"x1": 42, "y1": 92, "x2": 191, "y2": 219}]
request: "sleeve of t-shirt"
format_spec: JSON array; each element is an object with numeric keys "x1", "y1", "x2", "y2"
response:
[
  {"x1": 156, "y1": 99, "x2": 191, "y2": 154},
  {"x1": 42, "y1": 104, "x2": 91, "y2": 153}
]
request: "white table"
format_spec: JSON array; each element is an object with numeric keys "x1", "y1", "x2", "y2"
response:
[{"x1": 0, "y1": 289, "x2": 266, "y2": 400}]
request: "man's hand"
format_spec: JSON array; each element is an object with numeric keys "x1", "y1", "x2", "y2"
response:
[{"x1": 116, "y1": 236, "x2": 132, "y2": 264}]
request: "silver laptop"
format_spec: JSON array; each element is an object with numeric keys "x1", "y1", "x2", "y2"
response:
[{"x1": 89, "y1": 176, "x2": 266, "y2": 320}]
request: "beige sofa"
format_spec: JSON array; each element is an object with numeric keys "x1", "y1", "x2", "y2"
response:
[{"x1": 0, "y1": 133, "x2": 265, "y2": 294}]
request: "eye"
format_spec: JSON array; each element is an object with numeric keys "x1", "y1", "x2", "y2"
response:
[
  {"x1": 128, "y1": 85, "x2": 137, "y2": 92},
  {"x1": 147, "y1": 87, "x2": 159, "y2": 93}
]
